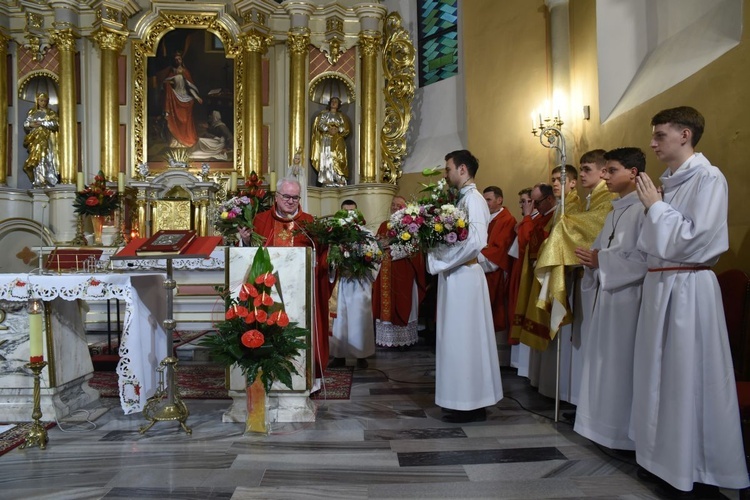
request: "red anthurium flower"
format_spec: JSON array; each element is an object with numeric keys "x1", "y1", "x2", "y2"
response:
[
  {"x1": 261, "y1": 293, "x2": 274, "y2": 306},
  {"x1": 225, "y1": 307, "x2": 237, "y2": 320},
  {"x1": 276, "y1": 311, "x2": 290, "y2": 327},
  {"x1": 226, "y1": 305, "x2": 249, "y2": 320},
  {"x1": 85, "y1": 196, "x2": 100, "y2": 206},
  {"x1": 239, "y1": 283, "x2": 259, "y2": 301},
  {"x1": 254, "y1": 272, "x2": 276, "y2": 287},
  {"x1": 244, "y1": 310, "x2": 256, "y2": 323},
  {"x1": 241, "y1": 329, "x2": 265, "y2": 348},
  {"x1": 255, "y1": 309, "x2": 268, "y2": 323}
]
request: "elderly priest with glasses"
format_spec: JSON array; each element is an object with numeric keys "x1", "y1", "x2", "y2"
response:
[{"x1": 239, "y1": 177, "x2": 333, "y2": 381}]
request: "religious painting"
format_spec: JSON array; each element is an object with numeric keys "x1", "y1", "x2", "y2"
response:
[{"x1": 146, "y1": 28, "x2": 235, "y2": 170}]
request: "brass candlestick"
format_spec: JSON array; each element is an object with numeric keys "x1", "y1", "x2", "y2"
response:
[
  {"x1": 20, "y1": 360, "x2": 48, "y2": 450},
  {"x1": 72, "y1": 215, "x2": 87, "y2": 246},
  {"x1": 114, "y1": 199, "x2": 126, "y2": 246}
]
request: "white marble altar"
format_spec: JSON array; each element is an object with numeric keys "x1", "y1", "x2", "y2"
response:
[
  {"x1": 222, "y1": 247, "x2": 316, "y2": 423},
  {"x1": 0, "y1": 273, "x2": 167, "y2": 419}
]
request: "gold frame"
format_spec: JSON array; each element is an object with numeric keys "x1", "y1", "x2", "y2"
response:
[{"x1": 132, "y1": 10, "x2": 241, "y2": 174}]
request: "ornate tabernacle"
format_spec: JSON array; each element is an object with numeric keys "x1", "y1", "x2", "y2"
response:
[{"x1": 130, "y1": 168, "x2": 223, "y2": 239}]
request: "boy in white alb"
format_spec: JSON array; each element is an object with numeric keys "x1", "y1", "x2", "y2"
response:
[
  {"x1": 632, "y1": 106, "x2": 749, "y2": 495},
  {"x1": 573, "y1": 147, "x2": 648, "y2": 450}
]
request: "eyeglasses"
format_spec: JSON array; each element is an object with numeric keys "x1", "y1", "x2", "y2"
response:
[{"x1": 277, "y1": 193, "x2": 301, "y2": 202}]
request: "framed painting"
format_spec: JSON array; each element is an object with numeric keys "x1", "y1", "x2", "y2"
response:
[{"x1": 134, "y1": 27, "x2": 238, "y2": 173}]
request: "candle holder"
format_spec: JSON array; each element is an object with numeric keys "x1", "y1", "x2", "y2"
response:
[
  {"x1": 114, "y1": 198, "x2": 126, "y2": 247},
  {"x1": 20, "y1": 360, "x2": 49, "y2": 450},
  {"x1": 72, "y1": 214, "x2": 87, "y2": 246}
]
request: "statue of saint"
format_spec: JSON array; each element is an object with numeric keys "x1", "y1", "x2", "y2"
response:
[
  {"x1": 311, "y1": 97, "x2": 350, "y2": 186},
  {"x1": 286, "y1": 148, "x2": 307, "y2": 210},
  {"x1": 23, "y1": 92, "x2": 60, "y2": 187}
]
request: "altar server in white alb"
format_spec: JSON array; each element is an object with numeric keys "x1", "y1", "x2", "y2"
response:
[
  {"x1": 329, "y1": 201, "x2": 379, "y2": 370},
  {"x1": 427, "y1": 150, "x2": 503, "y2": 423},
  {"x1": 632, "y1": 106, "x2": 749, "y2": 494},
  {"x1": 573, "y1": 147, "x2": 648, "y2": 451}
]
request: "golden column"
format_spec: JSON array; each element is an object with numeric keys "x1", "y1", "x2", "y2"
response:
[
  {"x1": 358, "y1": 32, "x2": 382, "y2": 183},
  {"x1": 287, "y1": 29, "x2": 310, "y2": 165},
  {"x1": 50, "y1": 29, "x2": 79, "y2": 185},
  {"x1": 91, "y1": 28, "x2": 128, "y2": 182},
  {"x1": 0, "y1": 32, "x2": 10, "y2": 186},
  {"x1": 239, "y1": 31, "x2": 271, "y2": 177}
]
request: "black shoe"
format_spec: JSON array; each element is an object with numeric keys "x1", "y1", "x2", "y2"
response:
[
  {"x1": 327, "y1": 357, "x2": 345, "y2": 368},
  {"x1": 562, "y1": 411, "x2": 576, "y2": 423},
  {"x1": 441, "y1": 408, "x2": 486, "y2": 423},
  {"x1": 692, "y1": 483, "x2": 721, "y2": 499},
  {"x1": 356, "y1": 358, "x2": 368, "y2": 369}
]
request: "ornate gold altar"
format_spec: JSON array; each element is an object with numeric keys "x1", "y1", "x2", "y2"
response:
[{"x1": 0, "y1": 2, "x2": 416, "y2": 243}]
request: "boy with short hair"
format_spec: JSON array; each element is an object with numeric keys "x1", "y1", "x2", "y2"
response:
[
  {"x1": 573, "y1": 147, "x2": 648, "y2": 450},
  {"x1": 633, "y1": 106, "x2": 749, "y2": 494}
]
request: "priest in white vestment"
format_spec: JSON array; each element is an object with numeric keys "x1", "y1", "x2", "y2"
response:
[
  {"x1": 573, "y1": 148, "x2": 648, "y2": 451},
  {"x1": 632, "y1": 107, "x2": 749, "y2": 493},
  {"x1": 426, "y1": 150, "x2": 503, "y2": 423}
]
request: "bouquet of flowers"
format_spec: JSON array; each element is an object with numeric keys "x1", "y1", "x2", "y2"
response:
[
  {"x1": 298, "y1": 209, "x2": 383, "y2": 279},
  {"x1": 387, "y1": 167, "x2": 469, "y2": 259},
  {"x1": 73, "y1": 170, "x2": 119, "y2": 216},
  {"x1": 199, "y1": 247, "x2": 307, "y2": 392},
  {"x1": 214, "y1": 171, "x2": 273, "y2": 246}
]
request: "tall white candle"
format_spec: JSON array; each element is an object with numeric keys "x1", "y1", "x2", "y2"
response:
[
  {"x1": 230, "y1": 171, "x2": 238, "y2": 192},
  {"x1": 118, "y1": 172, "x2": 125, "y2": 193},
  {"x1": 269, "y1": 171, "x2": 277, "y2": 191},
  {"x1": 77, "y1": 171, "x2": 85, "y2": 192},
  {"x1": 28, "y1": 300, "x2": 43, "y2": 362}
]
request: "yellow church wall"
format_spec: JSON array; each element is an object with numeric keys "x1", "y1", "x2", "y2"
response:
[{"x1": 440, "y1": 0, "x2": 750, "y2": 274}]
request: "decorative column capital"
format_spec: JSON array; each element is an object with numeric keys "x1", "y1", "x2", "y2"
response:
[
  {"x1": 545, "y1": 0, "x2": 569, "y2": 9},
  {"x1": 358, "y1": 32, "x2": 382, "y2": 57},
  {"x1": 50, "y1": 28, "x2": 79, "y2": 52},
  {"x1": 90, "y1": 26, "x2": 128, "y2": 53},
  {"x1": 286, "y1": 28, "x2": 310, "y2": 55},
  {"x1": 240, "y1": 30, "x2": 272, "y2": 55}
]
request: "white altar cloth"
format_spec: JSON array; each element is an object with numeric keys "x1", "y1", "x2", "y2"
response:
[{"x1": 0, "y1": 273, "x2": 167, "y2": 414}]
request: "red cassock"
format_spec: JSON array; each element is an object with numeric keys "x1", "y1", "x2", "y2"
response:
[
  {"x1": 481, "y1": 209, "x2": 517, "y2": 332},
  {"x1": 506, "y1": 210, "x2": 554, "y2": 343},
  {"x1": 371, "y1": 221, "x2": 427, "y2": 327},
  {"x1": 252, "y1": 208, "x2": 333, "y2": 378}
]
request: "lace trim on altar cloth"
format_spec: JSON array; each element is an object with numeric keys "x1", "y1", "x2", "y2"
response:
[{"x1": 375, "y1": 319, "x2": 419, "y2": 347}]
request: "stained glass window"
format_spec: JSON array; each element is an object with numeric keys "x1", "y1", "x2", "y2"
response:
[{"x1": 418, "y1": 0, "x2": 459, "y2": 87}]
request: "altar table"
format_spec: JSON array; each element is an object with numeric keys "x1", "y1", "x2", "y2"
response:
[{"x1": 0, "y1": 273, "x2": 167, "y2": 415}]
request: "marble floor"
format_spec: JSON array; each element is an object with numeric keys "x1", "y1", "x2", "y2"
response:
[{"x1": 0, "y1": 344, "x2": 743, "y2": 500}]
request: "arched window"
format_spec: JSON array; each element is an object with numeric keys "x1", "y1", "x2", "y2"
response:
[{"x1": 418, "y1": 0, "x2": 458, "y2": 87}]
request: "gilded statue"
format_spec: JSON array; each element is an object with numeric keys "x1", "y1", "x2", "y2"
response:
[
  {"x1": 23, "y1": 92, "x2": 60, "y2": 187},
  {"x1": 311, "y1": 97, "x2": 350, "y2": 186}
]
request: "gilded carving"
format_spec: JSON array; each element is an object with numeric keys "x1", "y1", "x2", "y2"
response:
[
  {"x1": 90, "y1": 27, "x2": 128, "y2": 53},
  {"x1": 257, "y1": 12, "x2": 267, "y2": 26},
  {"x1": 132, "y1": 11, "x2": 241, "y2": 168},
  {"x1": 240, "y1": 30, "x2": 272, "y2": 54},
  {"x1": 380, "y1": 12, "x2": 415, "y2": 184},
  {"x1": 287, "y1": 30, "x2": 310, "y2": 55},
  {"x1": 358, "y1": 33, "x2": 381, "y2": 57},
  {"x1": 51, "y1": 29, "x2": 79, "y2": 52},
  {"x1": 326, "y1": 17, "x2": 343, "y2": 34},
  {"x1": 26, "y1": 12, "x2": 43, "y2": 30}
]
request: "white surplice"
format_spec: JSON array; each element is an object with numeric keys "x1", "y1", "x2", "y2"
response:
[
  {"x1": 427, "y1": 184, "x2": 503, "y2": 410},
  {"x1": 574, "y1": 191, "x2": 647, "y2": 450},
  {"x1": 630, "y1": 153, "x2": 749, "y2": 491}
]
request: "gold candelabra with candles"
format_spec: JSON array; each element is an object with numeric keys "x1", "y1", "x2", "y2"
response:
[{"x1": 530, "y1": 108, "x2": 567, "y2": 424}]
